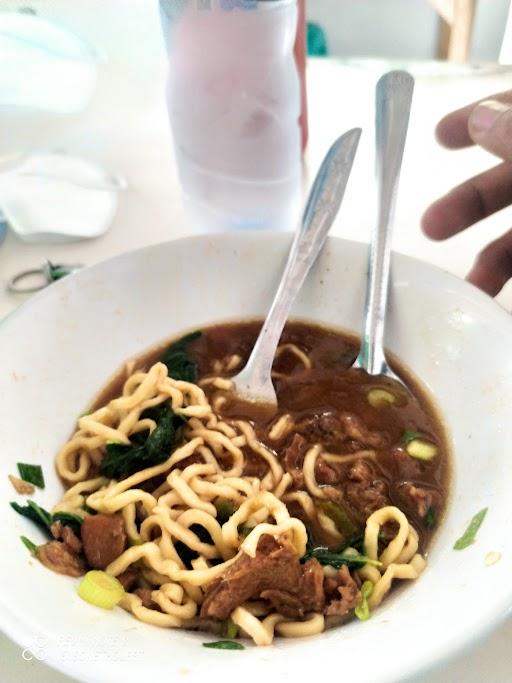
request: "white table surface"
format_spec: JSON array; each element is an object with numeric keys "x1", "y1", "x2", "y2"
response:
[{"x1": 1, "y1": 1, "x2": 511, "y2": 681}]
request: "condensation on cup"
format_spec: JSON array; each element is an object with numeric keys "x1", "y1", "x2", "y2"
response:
[{"x1": 160, "y1": 0, "x2": 305, "y2": 232}]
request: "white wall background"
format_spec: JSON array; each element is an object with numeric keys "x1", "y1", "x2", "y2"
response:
[{"x1": 307, "y1": 0, "x2": 510, "y2": 62}]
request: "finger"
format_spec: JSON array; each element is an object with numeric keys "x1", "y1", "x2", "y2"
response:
[
  {"x1": 421, "y1": 162, "x2": 512, "y2": 240},
  {"x1": 435, "y1": 90, "x2": 512, "y2": 149},
  {"x1": 466, "y1": 227, "x2": 512, "y2": 296},
  {"x1": 468, "y1": 100, "x2": 512, "y2": 161}
]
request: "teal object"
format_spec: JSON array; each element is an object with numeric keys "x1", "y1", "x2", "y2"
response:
[
  {"x1": 307, "y1": 22, "x2": 328, "y2": 56},
  {"x1": 0, "y1": 212, "x2": 7, "y2": 246}
]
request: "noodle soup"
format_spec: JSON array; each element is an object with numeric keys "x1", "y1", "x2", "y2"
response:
[{"x1": 16, "y1": 321, "x2": 450, "y2": 645}]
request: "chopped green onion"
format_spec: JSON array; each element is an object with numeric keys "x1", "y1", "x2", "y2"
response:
[
  {"x1": 355, "y1": 581, "x2": 374, "y2": 621},
  {"x1": 361, "y1": 580, "x2": 374, "y2": 600},
  {"x1": 367, "y1": 388, "x2": 395, "y2": 408},
  {"x1": 406, "y1": 439, "x2": 438, "y2": 461},
  {"x1": 224, "y1": 618, "x2": 238, "y2": 640},
  {"x1": 402, "y1": 430, "x2": 421, "y2": 444},
  {"x1": 202, "y1": 641, "x2": 245, "y2": 651},
  {"x1": 215, "y1": 501, "x2": 235, "y2": 525},
  {"x1": 10, "y1": 500, "x2": 52, "y2": 531},
  {"x1": 129, "y1": 538, "x2": 143, "y2": 547},
  {"x1": 454, "y1": 508, "x2": 488, "y2": 550},
  {"x1": 11, "y1": 500, "x2": 85, "y2": 541},
  {"x1": 317, "y1": 501, "x2": 359, "y2": 541},
  {"x1": 17, "y1": 463, "x2": 45, "y2": 489},
  {"x1": 423, "y1": 507, "x2": 436, "y2": 530},
  {"x1": 20, "y1": 536, "x2": 37, "y2": 554},
  {"x1": 238, "y1": 525, "x2": 253, "y2": 538},
  {"x1": 77, "y1": 571, "x2": 125, "y2": 609}
]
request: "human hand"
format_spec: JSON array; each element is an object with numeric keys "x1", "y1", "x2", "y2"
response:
[{"x1": 422, "y1": 91, "x2": 512, "y2": 296}]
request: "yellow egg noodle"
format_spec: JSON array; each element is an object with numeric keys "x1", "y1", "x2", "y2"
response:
[{"x1": 53, "y1": 351, "x2": 426, "y2": 645}]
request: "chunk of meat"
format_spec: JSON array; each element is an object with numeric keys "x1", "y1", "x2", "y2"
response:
[
  {"x1": 340, "y1": 413, "x2": 388, "y2": 448},
  {"x1": 62, "y1": 525, "x2": 83, "y2": 554},
  {"x1": 324, "y1": 565, "x2": 360, "y2": 616},
  {"x1": 315, "y1": 457, "x2": 340, "y2": 485},
  {"x1": 81, "y1": 514, "x2": 127, "y2": 569},
  {"x1": 50, "y1": 521, "x2": 83, "y2": 553},
  {"x1": 242, "y1": 452, "x2": 268, "y2": 479},
  {"x1": 50, "y1": 520, "x2": 64, "y2": 539},
  {"x1": 401, "y1": 483, "x2": 442, "y2": 518},
  {"x1": 8, "y1": 474, "x2": 35, "y2": 495},
  {"x1": 392, "y1": 446, "x2": 424, "y2": 479},
  {"x1": 37, "y1": 541, "x2": 85, "y2": 577},
  {"x1": 133, "y1": 588, "x2": 158, "y2": 609},
  {"x1": 117, "y1": 568, "x2": 139, "y2": 591},
  {"x1": 261, "y1": 559, "x2": 324, "y2": 618},
  {"x1": 344, "y1": 460, "x2": 390, "y2": 520},
  {"x1": 201, "y1": 537, "x2": 324, "y2": 620},
  {"x1": 348, "y1": 459, "x2": 374, "y2": 483},
  {"x1": 297, "y1": 413, "x2": 344, "y2": 448},
  {"x1": 282, "y1": 433, "x2": 307, "y2": 488},
  {"x1": 295, "y1": 412, "x2": 386, "y2": 453}
]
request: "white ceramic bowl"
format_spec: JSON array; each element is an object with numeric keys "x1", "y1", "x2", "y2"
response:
[{"x1": 1, "y1": 233, "x2": 511, "y2": 683}]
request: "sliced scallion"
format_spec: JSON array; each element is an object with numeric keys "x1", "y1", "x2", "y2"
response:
[
  {"x1": 406, "y1": 439, "x2": 438, "y2": 461},
  {"x1": 20, "y1": 536, "x2": 38, "y2": 554},
  {"x1": 77, "y1": 571, "x2": 125, "y2": 610},
  {"x1": 454, "y1": 508, "x2": 488, "y2": 550},
  {"x1": 355, "y1": 581, "x2": 374, "y2": 621},
  {"x1": 367, "y1": 389, "x2": 395, "y2": 408},
  {"x1": 202, "y1": 641, "x2": 245, "y2": 651},
  {"x1": 17, "y1": 463, "x2": 45, "y2": 489},
  {"x1": 224, "y1": 618, "x2": 238, "y2": 640}
]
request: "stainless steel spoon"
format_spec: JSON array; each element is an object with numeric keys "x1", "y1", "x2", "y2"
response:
[
  {"x1": 231, "y1": 127, "x2": 362, "y2": 405},
  {"x1": 353, "y1": 70, "x2": 414, "y2": 384}
]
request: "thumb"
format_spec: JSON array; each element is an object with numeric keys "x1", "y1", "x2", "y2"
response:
[{"x1": 468, "y1": 99, "x2": 512, "y2": 161}]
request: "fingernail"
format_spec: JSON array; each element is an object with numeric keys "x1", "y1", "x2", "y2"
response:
[{"x1": 469, "y1": 100, "x2": 510, "y2": 135}]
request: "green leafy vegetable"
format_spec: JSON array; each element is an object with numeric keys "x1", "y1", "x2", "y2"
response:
[
  {"x1": 160, "y1": 331, "x2": 202, "y2": 383},
  {"x1": 454, "y1": 508, "x2": 488, "y2": 550},
  {"x1": 100, "y1": 402, "x2": 183, "y2": 479},
  {"x1": 317, "y1": 500, "x2": 360, "y2": 543},
  {"x1": 215, "y1": 500, "x2": 235, "y2": 525},
  {"x1": 202, "y1": 641, "x2": 245, "y2": 651},
  {"x1": 354, "y1": 580, "x2": 373, "y2": 621},
  {"x1": 10, "y1": 500, "x2": 52, "y2": 532},
  {"x1": 17, "y1": 463, "x2": 45, "y2": 489},
  {"x1": 224, "y1": 618, "x2": 238, "y2": 639},
  {"x1": 20, "y1": 536, "x2": 38, "y2": 554},
  {"x1": 11, "y1": 501, "x2": 83, "y2": 537},
  {"x1": 402, "y1": 430, "x2": 422, "y2": 444},
  {"x1": 423, "y1": 507, "x2": 436, "y2": 530},
  {"x1": 303, "y1": 546, "x2": 382, "y2": 569}
]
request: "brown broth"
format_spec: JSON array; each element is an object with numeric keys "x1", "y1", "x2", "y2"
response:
[{"x1": 91, "y1": 320, "x2": 450, "y2": 554}]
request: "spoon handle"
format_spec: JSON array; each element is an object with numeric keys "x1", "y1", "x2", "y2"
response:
[
  {"x1": 236, "y1": 127, "x2": 361, "y2": 402},
  {"x1": 357, "y1": 70, "x2": 414, "y2": 375}
]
